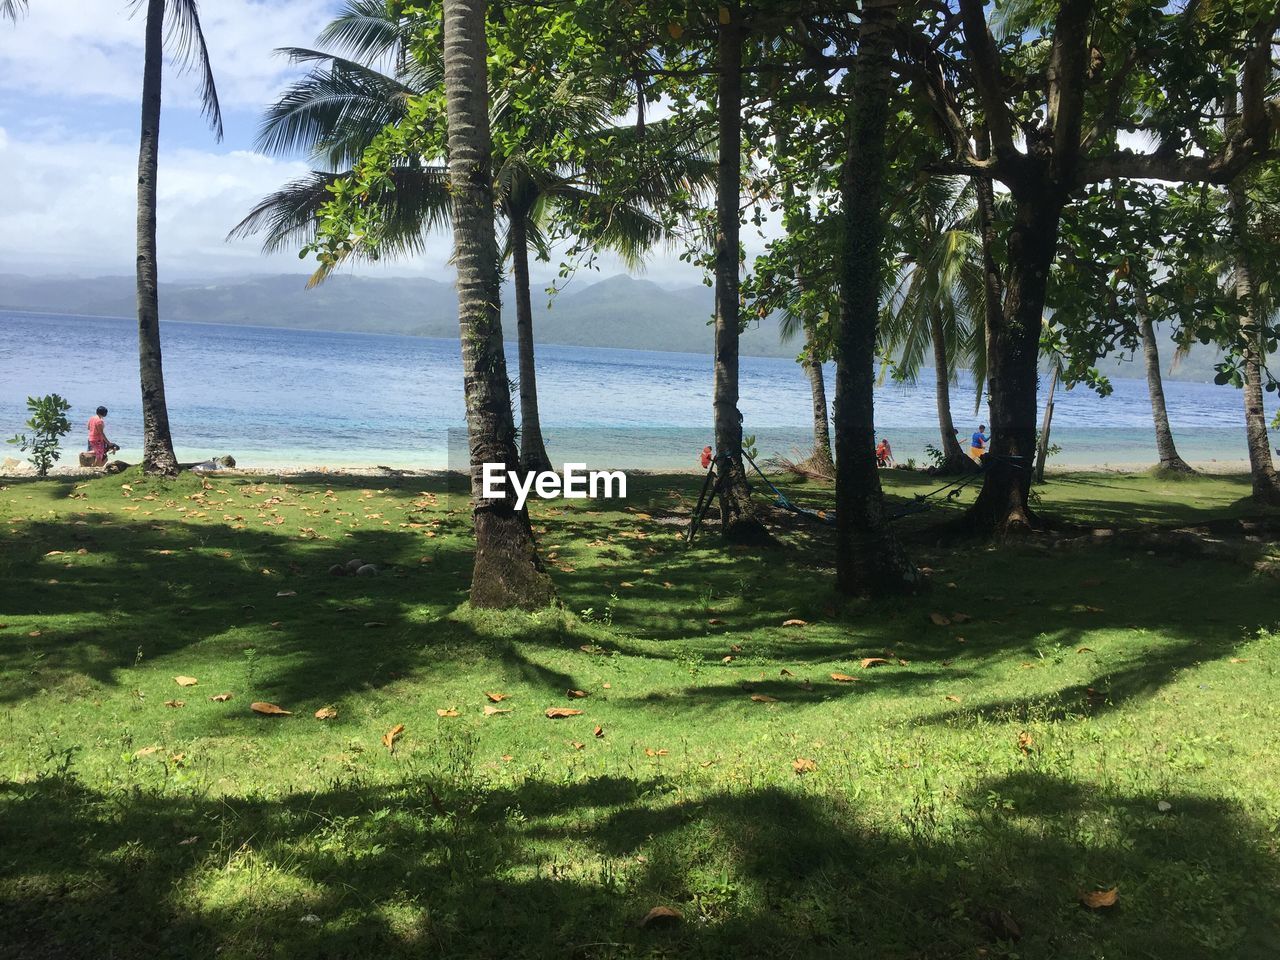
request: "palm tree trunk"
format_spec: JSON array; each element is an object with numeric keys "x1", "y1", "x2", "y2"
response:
[
  {"x1": 929, "y1": 309, "x2": 970, "y2": 472},
  {"x1": 834, "y1": 0, "x2": 918, "y2": 596},
  {"x1": 1034, "y1": 359, "x2": 1059, "y2": 482},
  {"x1": 803, "y1": 332, "x2": 834, "y2": 472},
  {"x1": 442, "y1": 0, "x2": 553, "y2": 608},
  {"x1": 1229, "y1": 184, "x2": 1280, "y2": 505},
  {"x1": 136, "y1": 0, "x2": 179, "y2": 477},
  {"x1": 508, "y1": 214, "x2": 553, "y2": 474},
  {"x1": 1134, "y1": 279, "x2": 1194, "y2": 474},
  {"x1": 712, "y1": 5, "x2": 769, "y2": 544}
]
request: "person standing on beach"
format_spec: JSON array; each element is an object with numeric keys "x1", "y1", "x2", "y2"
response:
[
  {"x1": 87, "y1": 406, "x2": 118, "y2": 466},
  {"x1": 969, "y1": 424, "x2": 989, "y2": 463}
]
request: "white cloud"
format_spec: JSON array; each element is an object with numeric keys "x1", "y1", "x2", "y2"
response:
[{"x1": 0, "y1": 0, "x2": 341, "y2": 111}]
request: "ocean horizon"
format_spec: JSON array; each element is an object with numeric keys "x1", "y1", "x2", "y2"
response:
[{"x1": 2, "y1": 309, "x2": 1274, "y2": 472}]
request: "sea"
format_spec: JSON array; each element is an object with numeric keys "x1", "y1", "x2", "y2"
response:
[{"x1": 1, "y1": 310, "x2": 1274, "y2": 471}]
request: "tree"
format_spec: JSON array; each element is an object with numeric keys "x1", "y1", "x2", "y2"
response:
[
  {"x1": 1, "y1": 0, "x2": 26, "y2": 22},
  {"x1": 134, "y1": 0, "x2": 223, "y2": 476},
  {"x1": 910, "y1": 0, "x2": 1280, "y2": 534},
  {"x1": 834, "y1": 0, "x2": 919, "y2": 595},
  {"x1": 882, "y1": 176, "x2": 986, "y2": 474},
  {"x1": 238, "y1": 0, "x2": 710, "y2": 474},
  {"x1": 440, "y1": 0, "x2": 553, "y2": 608}
]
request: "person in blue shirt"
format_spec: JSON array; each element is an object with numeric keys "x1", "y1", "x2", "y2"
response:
[{"x1": 970, "y1": 424, "x2": 989, "y2": 462}]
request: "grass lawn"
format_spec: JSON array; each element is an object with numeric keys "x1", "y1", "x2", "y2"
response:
[{"x1": 1, "y1": 466, "x2": 1278, "y2": 958}]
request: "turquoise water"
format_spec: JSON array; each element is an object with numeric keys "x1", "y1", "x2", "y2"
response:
[{"x1": 1, "y1": 310, "x2": 1273, "y2": 470}]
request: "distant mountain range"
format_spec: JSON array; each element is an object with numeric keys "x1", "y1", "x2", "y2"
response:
[
  {"x1": 0, "y1": 272, "x2": 794, "y2": 359},
  {"x1": 0, "y1": 271, "x2": 1234, "y2": 380}
]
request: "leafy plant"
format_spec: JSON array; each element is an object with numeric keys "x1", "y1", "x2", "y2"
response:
[{"x1": 7, "y1": 394, "x2": 72, "y2": 477}]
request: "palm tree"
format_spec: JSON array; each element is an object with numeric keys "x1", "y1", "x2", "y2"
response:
[
  {"x1": 882, "y1": 177, "x2": 987, "y2": 474},
  {"x1": 135, "y1": 0, "x2": 222, "y2": 476},
  {"x1": 1, "y1": 1, "x2": 27, "y2": 21},
  {"x1": 234, "y1": 0, "x2": 711, "y2": 473},
  {"x1": 1131, "y1": 274, "x2": 1195, "y2": 474},
  {"x1": 440, "y1": 0, "x2": 553, "y2": 608}
]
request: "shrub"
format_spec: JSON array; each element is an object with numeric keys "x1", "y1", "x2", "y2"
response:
[{"x1": 8, "y1": 394, "x2": 73, "y2": 477}]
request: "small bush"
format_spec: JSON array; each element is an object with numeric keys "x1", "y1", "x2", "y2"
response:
[{"x1": 7, "y1": 394, "x2": 72, "y2": 477}]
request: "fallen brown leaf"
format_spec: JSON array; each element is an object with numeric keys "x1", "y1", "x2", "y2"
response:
[
  {"x1": 251, "y1": 701, "x2": 291, "y2": 716},
  {"x1": 722, "y1": 655, "x2": 734, "y2": 664},
  {"x1": 782, "y1": 618, "x2": 808, "y2": 627},
  {"x1": 929, "y1": 612, "x2": 951, "y2": 626},
  {"x1": 830, "y1": 673, "x2": 858, "y2": 683},
  {"x1": 485, "y1": 691, "x2": 509, "y2": 702},
  {"x1": 164, "y1": 699, "x2": 185, "y2": 708},
  {"x1": 545, "y1": 707, "x2": 584, "y2": 719},
  {"x1": 276, "y1": 590, "x2": 297, "y2": 598},
  {"x1": 793, "y1": 757, "x2": 817, "y2": 774},
  {"x1": 594, "y1": 725, "x2": 604, "y2": 738},
  {"x1": 1079, "y1": 888, "x2": 1119, "y2": 909},
  {"x1": 860, "y1": 657, "x2": 890, "y2": 669},
  {"x1": 637, "y1": 905, "x2": 682, "y2": 928},
  {"x1": 700, "y1": 759, "x2": 716, "y2": 768},
  {"x1": 483, "y1": 705, "x2": 512, "y2": 716},
  {"x1": 314, "y1": 705, "x2": 338, "y2": 720},
  {"x1": 134, "y1": 746, "x2": 162, "y2": 757},
  {"x1": 1229, "y1": 657, "x2": 1250, "y2": 664},
  {"x1": 436, "y1": 708, "x2": 460, "y2": 718},
  {"x1": 1017, "y1": 731, "x2": 1034, "y2": 754},
  {"x1": 209, "y1": 692, "x2": 233, "y2": 703},
  {"x1": 644, "y1": 747, "x2": 670, "y2": 757},
  {"x1": 708, "y1": 618, "x2": 725, "y2": 626},
  {"x1": 566, "y1": 689, "x2": 589, "y2": 699},
  {"x1": 750, "y1": 693, "x2": 779, "y2": 703},
  {"x1": 945, "y1": 694, "x2": 961, "y2": 703},
  {"x1": 780, "y1": 668, "x2": 793, "y2": 677},
  {"x1": 570, "y1": 741, "x2": 585, "y2": 750},
  {"x1": 382, "y1": 723, "x2": 405, "y2": 749},
  {"x1": 1076, "y1": 646, "x2": 1095, "y2": 653},
  {"x1": 174, "y1": 675, "x2": 198, "y2": 687},
  {"x1": 951, "y1": 612, "x2": 973, "y2": 623}
]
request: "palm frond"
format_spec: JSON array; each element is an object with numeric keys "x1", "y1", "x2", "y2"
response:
[
  {"x1": 315, "y1": 0, "x2": 402, "y2": 63},
  {"x1": 257, "y1": 51, "x2": 417, "y2": 166},
  {"x1": 1, "y1": 0, "x2": 28, "y2": 22},
  {"x1": 163, "y1": 0, "x2": 223, "y2": 141}
]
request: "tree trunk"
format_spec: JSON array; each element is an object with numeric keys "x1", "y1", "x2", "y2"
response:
[
  {"x1": 136, "y1": 0, "x2": 179, "y2": 478},
  {"x1": 442, "y1": 0, "x2": 553, "y2": 608},
  {"x1": 1229, "y1": 184, "x2": 1280, "y2": 504},
  {"x1": 1134, "y1": 279, "x2": 1194, "y2": 474},
  {"x1": 712, "y1": 5, "x2": 770, "y2": 544},
  {"x1": 1034, "y1": 359, "x2": 1058, "y2": 482},
  {"x1": 929, "y1": 309, "x2": 971, "y2": 473},
  {"x1": 964, "y1": 189, "x2": 1062, "y2": 535},
  {"x1": 834, "y1": 0, "x2": 919, "y2": 596},
  {"x1": 508, "y1": 214, "x2": 553, "y2": 474},
  {"x1": 803, "y1": 334, "x2": 835, "y2": 472}
]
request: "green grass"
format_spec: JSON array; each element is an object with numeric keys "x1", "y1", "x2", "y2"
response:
[{"x1": 1, "y1": 467, "x2": 1278, "y2": 958}]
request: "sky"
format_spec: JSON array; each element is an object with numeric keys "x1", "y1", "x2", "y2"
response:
[{"x1": 0, "y1": 0, "x2": 709, "y2": 287}]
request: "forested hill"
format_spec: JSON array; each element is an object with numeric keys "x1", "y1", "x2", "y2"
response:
[
  {"x1": 0, "y1": 272, "x2": 793, "y2": 359},
  {"x1": 0, "y1": 271, "x2": 1236, "y2": 379}
]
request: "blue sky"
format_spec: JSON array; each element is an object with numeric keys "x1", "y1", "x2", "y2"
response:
[{"x1": 0, "y1": 0, "x2": 716, "y2": 287}]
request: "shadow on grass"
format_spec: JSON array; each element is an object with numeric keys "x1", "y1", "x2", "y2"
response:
[{"x1": 1, "y1": 762, "x2": 1276, "y2": 958}]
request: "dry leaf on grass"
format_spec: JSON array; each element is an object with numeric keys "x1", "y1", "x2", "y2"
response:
[
  {"x1": 483, "y1": 706, "x2": 512, "y2": 716},
  {"x1": 545, "y1": 707, "x2": 584, "y2": 719},
  {"x1": 314, "y1": 706, "x2": 338, "y2": 720},
  {"x1": 951, "y1": 612, "x2": 973, "y2": 623},
  {"x1": 750, "y1": 693, "x2": 779, "y2": 703},
  {"x1": 276, "y1": 590, "x2": 297, "y2": 598},
  {"x1": 134, "y1": 746, "x2": 161, "y2": 757},
  {"x1": 781, "y1": 618, "x2": 807, "y2": 627},
  {"x1": 1079, "y1": 888, "x2": 1119, "y2": 909},
  {"x1": 570, "y1": 741, "x2": 585, "y2": 750},
  {"x1": 251, "y1": 701, "x2": 291, "y2": 716},
  {"x1": 594, "y1": 725, "x2": 605, "y2": 738},
  {"x1": 793, "y1": 757, "x2": 817, "y2": 774},
  {"x1": 644, "y1": 747, "x2": 669, "y2": 757},
  {"x1": 174, "y1": 676, "x2": 198, "y2": 687},
  {"x1": 860, "y1": 658, "x2": 890, "y2": 669},
  {"x1": 830, "y1": 673, "x2": 859, "y2": 683},
  {"x1": 708, "y1": 618, "x2": 725, "y2": 626},
  {"x1": 700, "y1": 759, "x2": 716, "y2": 768},
  {"x1": 945, "y1": 695, "x2": 961, "y2": 703},
  {"x1": 722, "y1": 655, "x2": 734, "y2": 664},
  {"x1": 566, "y1": 689, "x2": 589, "y2": 699},
  {"x1": 485, "y1": 692, "x2": 509, "y2": 702},
  {"x1": 164, "y1": 699, "x2": 185, "y2": 708},
  {"x1": 382, "y1": 723, "x2": 405, "y2": 749},
  {"x1": 637, "y1": 905, "x2": 682, "y2": 928},
  {"x1": 1076, "y1": 646, "x2": 1095, "y2": 653},
  {"x1": 929, "y1": 612, "x2": 951, "y2": 626},
  {"x1": 436, "y1": 708, "x2": 460, "y2": 718},
  {"x1": 209, "y1": 692, "x2": 233, "y2": 702},
  {"x1": 1017, "y1": 731, "x2": 1034, "y2": 754},
  {"x1": 1229, "y1": 657, "x2": 1250, "y2": 664},
  {"x1": 780, "y1": 668, "x2": 793, "y2": 677}
]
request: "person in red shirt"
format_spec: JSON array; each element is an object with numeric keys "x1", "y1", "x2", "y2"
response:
[
  {"x1": 875, "y1": 437, "x2": 894, "y2": 468},
  {"x1": 87, "y1": 406, "x2": 118, "y2": 466},
  {"x1": 700, "y1": 445, "x2": 713, "y2": 470}
]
